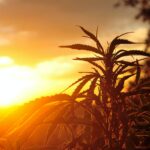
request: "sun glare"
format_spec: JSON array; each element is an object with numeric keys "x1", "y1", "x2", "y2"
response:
[
  {"x1": 0, "y1": 78, "x2": 30, "y2": 106},
  {"x1": 0, "y1": 56, "x2": 14, "y2": 65},
  {"x1": 0, "y1": 58, "x2": 38, "y2": 107},
  {"x1": 0, "y1": 71, "x2": 34, "y2": 106},
  {"x1": 0, "y1": 56, "x2": 76, "y2": 107}
]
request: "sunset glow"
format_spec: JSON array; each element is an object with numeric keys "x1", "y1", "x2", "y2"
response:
[
  {"x1": 0, "y1": 0, "x2": 149, "y2": 149},
  {"x1": 0, "y1": 0, "x2": 147, "y2": 106},
  {"x1": 0, "y1": 56, "x2": 79, "y2": 106}
]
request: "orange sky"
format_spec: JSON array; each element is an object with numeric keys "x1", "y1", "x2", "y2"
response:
[{"x1": 0, "y1": 0, "x2": 148, "y2": 106}]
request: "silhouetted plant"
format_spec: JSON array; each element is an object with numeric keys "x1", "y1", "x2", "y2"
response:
[
  {"x1": 127, "y1": 58, "x2": 150, "y2": 149},
  {"x1": 114, "y1": 2, "x2": 150, "y2": 148},
  {"x1": 59, "y1": 26, "x2": 150, "y2": 150},
  {"x1": 1, "y1": 27, "x2": 150, "y2": 150}
]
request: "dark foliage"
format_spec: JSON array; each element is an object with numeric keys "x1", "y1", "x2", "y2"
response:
[
  {"x1": 0, "y1": 27, "x2": 150, "y2": 150},
  {"x1": 115, "y1": 0, "x2": 150, "y2": 52}
]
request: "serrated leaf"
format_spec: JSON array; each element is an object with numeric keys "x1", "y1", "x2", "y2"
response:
[
  {"x1": 113, "y1": 64, "x2": 129, "y2": 81},
  {"x1": 72, "y1": 75, "x2": 95, "y2": 98},
  {"x1": 116, "y1": 58, "x2": 147, "y2": 66},
  {"x1": 115, "y1": 50, "x2": 150, "y2": 60},
  {"x1": 78, "y1": 26, "x2": 104, "y2": 54},
  {"x1": 85, "y1": 60, "x2": 105, "y2": 75},
  {"x1": 109, "y1": 38, "x2": 136, "y2": 54},
  {"x1": 61, "y1": 74, "x2": 94, "y2": 93},
  {"x1": 121, "y1": 68, "x2": 136, "y2": 74},
  {"x1": 115, "y1": 60, "x2": 141, "y2": 66},
  {"x1": 78, "y1": 71, "x2": 94, "y2": 74},
  {"x1": 74, "y1": 57, "x2": 104, "y2": 61},
  {"x1": 87, "y1": 77, "x2": 99, "y2": 96},
  {"x1": 116, "y1": 32, "x2": 134, "y2": 39},
  {"x1": 77, "y1": 89, "x2": 89, "y2": 98},
  {"x1": 116, "y1": 74, "x2": 135, "y2": 92},
  {"x1": 109, "y1": 32, "x2": 134, "y2": 53},
  {"x1": 114, "y1": 49, "x2": 126, "y2": 57},
  {"x1": 60, "y1": 44, "x2": 100, "y2": 54}
]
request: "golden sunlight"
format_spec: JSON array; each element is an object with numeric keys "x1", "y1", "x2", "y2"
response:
[
  {"x1": 0, "y1": 56, "x2": 14, "y2": 65},
  {"x1": 0, "y1": 56, "x2": 76, "y2": 106},
  {"x1": 0, "y1": 56, "x2": 41, "y2": 106},
  {"x1": 0, "y1": 66, "x2": 36, "y2": 106}
]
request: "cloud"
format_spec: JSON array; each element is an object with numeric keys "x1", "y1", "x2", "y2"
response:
[
  {"x1": 0, "y1": 62, "x2": 50, "y2": 105},
  {"x1": 0, "y1": 56, "x2": 14, "y2": 65},
  {"x1": 0, "y1": 0, "x2": 146, "y2": 65},
  {"x1": 0, "y1": 26, "x2": 36, "y2": 45},
  {"x1": 3, "y1": 26, "x2": 36, "y2": 38},
  {"x1": 36, "y1": 56, "x2": 76, "y2": 79},
  {"x1": 0, "y1": 55, "x2": 87, "y2": 105}
]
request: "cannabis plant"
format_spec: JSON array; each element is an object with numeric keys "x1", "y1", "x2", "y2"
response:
[{"x1": 59, "y1": 26, "x2": 150, "y2": 150}]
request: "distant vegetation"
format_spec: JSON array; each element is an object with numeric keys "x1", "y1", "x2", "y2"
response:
[
  {"x1": 0, "y1": 27, "x2": 150, "y2": 150},
  {"x1": 115, "y1": 0, "x2": 150, "y2": 52}
]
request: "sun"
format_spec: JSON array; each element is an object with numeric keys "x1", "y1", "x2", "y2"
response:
[
  {"x1": 0, "y1": 78, "x2": 28, "y2": 106},
  {"x1": 0, "y1": 57, "x2": 57, "y2": 107},
  {"x1": 0, "y1": 56, "x2": 76, "y2": 107},
  {"x1": 0, "y1": 57, "x2": 37, "y2": 107},
  {"x1": 0, "y1": 71, "x2": 35, "y2": 107}
]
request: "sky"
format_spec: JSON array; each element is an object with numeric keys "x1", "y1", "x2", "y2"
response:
[{"x1": 0, "y1": 0, "x2": 148, "y2": 106}]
